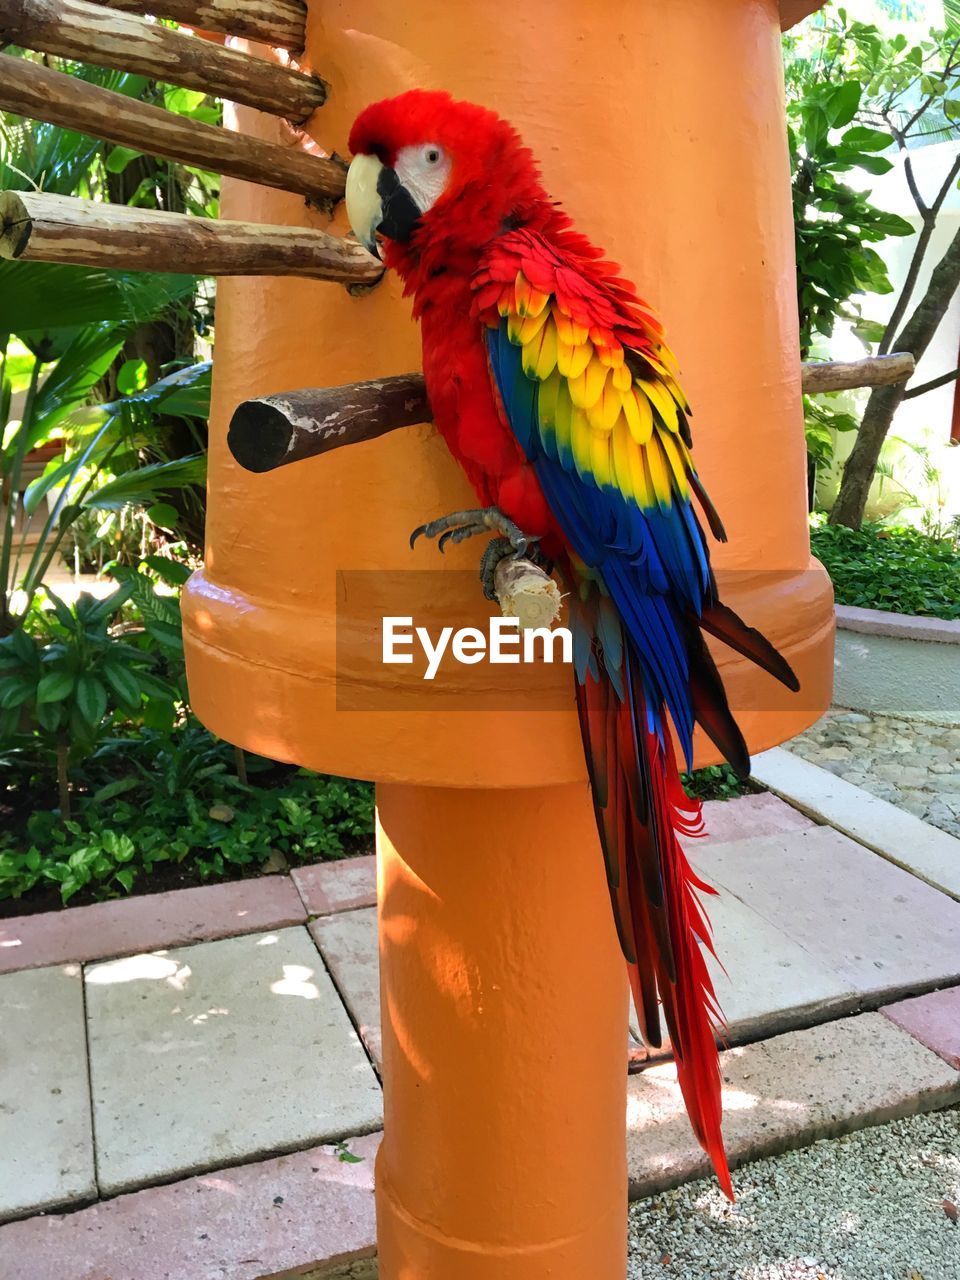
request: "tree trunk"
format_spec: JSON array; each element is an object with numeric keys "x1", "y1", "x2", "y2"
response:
[
  {"x1": 830, "y1": 224, "x2": 960, "y2": 529},
  {"x1": 56, "y1": 740, "x2": 71, "y2": 820}
]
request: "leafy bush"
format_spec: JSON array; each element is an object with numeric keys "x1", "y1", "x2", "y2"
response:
[
  {"x1": 810, "y1": 519, "x2": 960, "y2": 619},
  {"x1": 681, "y1": 764, "x2": 750, "y2": 803},
  {"x1": 0, "y1": 727, "x2": 374, "y2": 905}
]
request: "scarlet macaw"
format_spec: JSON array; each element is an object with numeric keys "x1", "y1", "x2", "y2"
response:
[{"x1": 345, "y1": 90, "x2": 799, "y2": 1196}]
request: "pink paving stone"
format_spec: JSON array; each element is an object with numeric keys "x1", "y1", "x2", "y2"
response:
[
  {"x1": 0, "y1": 1132, "x2": 380, "y2": 1280},
  {"x1": 293, "y1": 855, "x2": 377, "y2": 917},
  {"x1": 682, "y1": 791, "x2": 815, "y2": 850},
  {"x1": 0, "y1": 875, "x2": 305, "y2": 974},
  {"x1": 881, "y1": 985, "x2": 960, "y2": 1070}
]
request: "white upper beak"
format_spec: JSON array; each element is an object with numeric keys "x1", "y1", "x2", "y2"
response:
[{"x1": 345, "y1": 153, "x2": 385, "y2": 259}]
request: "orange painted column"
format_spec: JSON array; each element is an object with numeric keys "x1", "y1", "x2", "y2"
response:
[
  {"x1": 375, "y1": 784, "x2": 627, "y2": 1277},
  {"x1": 182, "y1": 3, "x2": 832, "y2": 1279}
]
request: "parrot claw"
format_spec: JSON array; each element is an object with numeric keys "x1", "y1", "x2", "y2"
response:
[{"x1": 409, "y1": 506, "x2": 548, "y2": 598}]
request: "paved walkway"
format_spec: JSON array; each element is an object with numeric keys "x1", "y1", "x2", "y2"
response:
[
  {"x1": 790, "y1": 707, "x2": 960, "y2": 838},
  {"x1": 2, "y1": 757, "x2": 960, "y2": 1279}
]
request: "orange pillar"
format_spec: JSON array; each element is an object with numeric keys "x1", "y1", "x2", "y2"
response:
[
  {"x1": 182, "y1": 4, "x2": 831, "y2": 1279},
  {"x1": 375, "y1": 784, "x2": 627, "y2": 1277}
]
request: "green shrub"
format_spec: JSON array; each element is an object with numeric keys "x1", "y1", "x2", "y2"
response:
[
  {"x1": 810, "y1": 519, "x2": 960, "y2": 620},
  {"x1": 0, "y1": 726, "x2": 374, "y2": 905},
  {"x1": 681, "y1": 764, "x2": 749, "y2": 803}
]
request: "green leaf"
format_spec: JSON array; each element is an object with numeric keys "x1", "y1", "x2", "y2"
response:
[
  {"x1": 93, "y1": 776, "x2": 141, "y2": 803},
  {"x1": 36, "y1": 670, "x2": 76, "y2": 704},
  {"x1": 845, "y1": 154, "x2": 894, "y2": 176},
  {"x1": 839, "y1": 125, "x2": 891, "y2": 152},
  {"x1": 827, "y1": 81, "x2": 861, "y2": 129},
  {"x1": 147, "y1": 502, "x2": 180, "y2": 531},
  {"x1": 116, "y1": 358, "x2": 149, "y2": 395},
  {"x1": 0, "y1": 681, "x2": 33, "y2": 710},
  {"x1": 75, "y1": 675, "x2": 108, "y2": 728},
  {"x1": 104, "y1": 145, "x2": 141, "y2": 174},
  {"x1": 100, "y1": 663, "x2": 143, "y2": 708}
]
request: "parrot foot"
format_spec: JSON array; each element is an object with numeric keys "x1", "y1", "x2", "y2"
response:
[{"x1": 410, "y1": 506, "x2": 546, "y2": 601}]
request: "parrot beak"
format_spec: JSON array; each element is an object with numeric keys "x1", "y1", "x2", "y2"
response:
[{"x1": 346, "y1": 153, "x2": 422, "y2": 259}]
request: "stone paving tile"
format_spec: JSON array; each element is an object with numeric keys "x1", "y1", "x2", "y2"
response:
[
  {"x1": 0, "y1": 965, "x2": 95, "y2": 1222},
  {"x1": 697, "y1": 824, "x2": 960, "y2": 1000},
  {"x1": 626, "y1": 1011, "x2": 960, "y2": 1198},
  {"x1": 86, "y1": 927, "x2": 383, "y2": 1195},
  {"x1": 0, "y1": 1132, "x2": 380, "y2": 1280},
  {"x1": 310, "y1": 908, "x2": 382, "y2": 1073},
  {"x1": 293, "y1": 856, "x2": 377, "y2": 918},
  {"x1": 882, "y1": 985, "x2": 960, "y2": 1070},
  {"x1": 754, "y1": 745, "x2": 960, "y2": 898},
  {"x1": 684, "y1": 792, "x2": 815, "y2": 850},
  {"x1": 0, "y1": 875, "x2": 306, "y2": 975},
  {"x1": 697, "y1": 887, "x2": 858, "y2": 1043}
]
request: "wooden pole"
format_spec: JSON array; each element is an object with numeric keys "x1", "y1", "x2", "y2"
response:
[
  {"x1": 0, "y1": 190, "x2": 382, "y2": 284},
  {"x1": 0, "y1": 0, "x2": 325, "y2": 121},
  {"x1": 227, "y1": 354, "x2": 918, "y2": 474},
  {"x1": 97, "y1": 0, "x2": 307, "y2": 52},
  {"x1": 801, "y1": 352, "x2": 915, "y2": 395},
  {"x1": 227, "y1": 376, "x2": 430, "y2": 472},
  {"x1": 0, "y1": 53, "x2": 345, "y2": 200}
]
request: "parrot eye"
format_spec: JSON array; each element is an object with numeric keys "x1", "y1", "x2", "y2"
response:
[{"x1": 394, "y1": 143, "x2": 452, "y2": 214}]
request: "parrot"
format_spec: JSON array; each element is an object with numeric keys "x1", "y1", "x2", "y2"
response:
[{"x1": 344, "y1": 89, "x2": 800, "y2": 1197}]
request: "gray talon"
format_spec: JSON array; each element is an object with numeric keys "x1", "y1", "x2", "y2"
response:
[{"x1": 410, "y1": 505, "x2": 546, "y2": 598}]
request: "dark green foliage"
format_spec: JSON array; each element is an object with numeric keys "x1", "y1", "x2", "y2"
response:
[
  {"x1": 680, "y1": 764, "x2": 750, "y2": 804},
  {"x1": 810, "y1": 520, "x2": 960, "y2": 619},
  {"x1": 0, "y1": 727, "x2": 374, "y2": 905}
]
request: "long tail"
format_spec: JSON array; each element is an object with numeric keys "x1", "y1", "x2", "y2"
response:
[
  {"x1": 569, "y1": 577, "x2": 798, "y2": 1199},
  {"x1": 574, "y1": 642, "x2": 732, "y2": 1197}
]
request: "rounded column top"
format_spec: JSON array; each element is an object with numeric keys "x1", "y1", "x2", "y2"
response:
[{"x1": 780, "y1": 1, "x2": 825, "y2": 29}]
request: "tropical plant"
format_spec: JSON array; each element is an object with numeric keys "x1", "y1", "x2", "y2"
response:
[
  {"x1": 809, "y1": 7, "x2": 960, "y2": 528},
  {"x1": 0, "y1": 582, "x2": 183, "y2": 818},
  {"x1": 0, "y1": 332, "x2": 209, "y2": 634}
]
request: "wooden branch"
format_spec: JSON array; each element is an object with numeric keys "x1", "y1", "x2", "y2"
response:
[
  {"x1": 0, "y1": 190, "x2": 382, "y2": 284},
  {"x1": 96, "y1": 0, "x2": 306, "y2": 52},
  {"x1": 229, "y1": 355, "x2": 920, "y2": 475},
  {"x1": 903, "y1": 366, "x2": 960, "y2": 400},
  {"x1": 1, "y1": 0, "x2": 325, "y2": 121},
  {"x1": 801, "y1": 352, "x2": 916, "y2": 395},
  {"x1": 227, "y1": 376, "x2": 431, "y2": 473},
  {"x1": 0, "y1": 52, "x2": 345, "y2": 200}
]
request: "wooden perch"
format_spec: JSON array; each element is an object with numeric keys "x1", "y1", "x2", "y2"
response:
[
  {"x1": 1, "y1": 0, "x2": 325, "y2": 121},
  {"x1": 801, "y1": 352, "x2": 915, "y2": 395},
  {"x1": 0, "y1": 190, "x2": 382, "y2": 283},
  {"x1": 228, "y1": 377, "x2": 431, "y2": 472},
  {"x1": 494, "y1": 558, "x2": 562, "y2": 631},
  {"x1": 97, "y1": 0, "x2": 307, "y2": 52},
  {"x1": 0, "y1": 52, "x2": 345, "y2": 200},
  {"x1": 228, "y1": 354, "x2": 918, "y2": 474}
]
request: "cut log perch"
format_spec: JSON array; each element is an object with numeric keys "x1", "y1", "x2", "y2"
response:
[
  {"x1": 801, "y1": 352, "x2": 915, "y2": 395},
  {"x1": 0, "y1": 52, "x2": 345, "y2": 200},
  {"x1": 227, "y1": 377, "x2": 431, "y2": 472},
  {"x1": 227, "y1": 354, "x2": 917, "y2": 473},
  {"x1": 0, "y1": 190, "x2": 382, "y2": 284},
  {"x1": 0, "y1": 0, "x2": 325, "y2": 121},
  {"x1": 494, "y1": 558, "x2": 562, "y2": 631},
  {"x1": 96, "y1": 0, "x2": 307, "y2": 52}
]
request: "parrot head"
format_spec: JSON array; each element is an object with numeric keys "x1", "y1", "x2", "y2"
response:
[{"x1": 345, "y1": 90, "x2": 550, "y2": 274}]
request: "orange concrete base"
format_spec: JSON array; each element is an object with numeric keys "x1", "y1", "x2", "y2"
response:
[{"x1": 375, "y1": 782, "x2": 629, "y2": 1278}]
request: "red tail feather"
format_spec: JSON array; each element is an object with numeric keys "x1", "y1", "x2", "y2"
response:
[{"x1": 576, "y1": 663, "x2": 733, "y2": 1200}]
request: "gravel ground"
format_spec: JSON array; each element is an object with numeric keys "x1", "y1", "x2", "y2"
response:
[
  {"x1": 787, "y1": 709, "x2": 960, "y2": 838},
  {"x1": 628, "y1": 1107, "x2": 960, "y2": 1280}
]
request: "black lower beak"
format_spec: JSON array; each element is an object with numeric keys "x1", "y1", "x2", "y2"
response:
[{"x1": 376, "y1": 166, "x2": 422, "y2": 246}]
